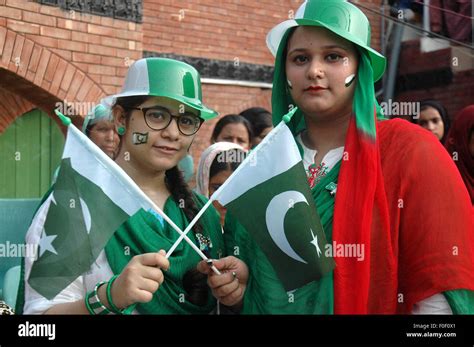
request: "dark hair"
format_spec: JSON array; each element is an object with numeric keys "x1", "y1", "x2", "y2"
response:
[
  {"x1": 209, "y1": 148, "x2": 246, "y2": 179},
  {"x1": 239, "y1": 107, "x2": 273, "y2": 137},
  {"x1": 113, "y1": 96, "x2": 208, "y2": 306},
  {"x1": 211, "y1": 114, "x2": 253, "y2": 144},
  {"x1": 418, "y1": 100, "x2": 450, "y2": 143}
]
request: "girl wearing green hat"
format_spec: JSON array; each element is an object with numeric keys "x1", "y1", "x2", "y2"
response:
[
  {"x1": 20, "y1": 57, "x2": 247, "y2": 314},
  {"x1": 214, "y1": 0, "x2": 474, "y2": 314}
]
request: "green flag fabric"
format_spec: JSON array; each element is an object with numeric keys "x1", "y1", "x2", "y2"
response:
[
  {"x1": 212, "y1": 122, "x2": 335, "y2": 291},
  {"x1": 26, "y1": 124, "x2": 157, "y2": 300}
]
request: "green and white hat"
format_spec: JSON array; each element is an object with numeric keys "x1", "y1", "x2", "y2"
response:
[
  {"x1": 266, "y1": 0, "x2": 386, "y2": 82},
  {"x1": 104, "y1": 57, "x2": 218, "y2": 120}
]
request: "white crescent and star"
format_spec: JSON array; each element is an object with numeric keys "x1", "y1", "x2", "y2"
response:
[
  {"x1": 80, "y1": 197, "x2": 92, "y2": 234},
  {"x1": 38, "y1": 193, "x2": 58, "y2": 257},
  {"x1": 310, "y1": 229, "x2": 322, "y2": 257},
  {"x1": 37, "y1": 192, "x2": 92, "y2": 258},
  {"x1": 265, "y1": 190, "x2": 322, "y2": 264},
  {"x1": 38, "y1": 229, "x2": 58, "y2": 257}
]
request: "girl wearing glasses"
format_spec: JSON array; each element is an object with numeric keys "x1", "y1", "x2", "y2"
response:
[{"x1": 20, "y1": 58, "x2": 247, "y2": 315}]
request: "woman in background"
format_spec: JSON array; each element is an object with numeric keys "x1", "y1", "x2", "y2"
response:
[
  {"x1": 239, "y1": 107, "x2": 273, "y2": 148},
  {"x1": 445, "y1": 105, "x2": 474, "y2": 204},
  {"x1": 82, "y1": 103, "x2": 120, "y2": 159},
  {"x1": 415, "y1": 100, "x2": 450, "y2": 143},
  {"x1": 196, "y1": 142, "x2": 246, "y2": 225},
  {"x1": 211, "y1": 114, "x2": 253, "y2": 151}
]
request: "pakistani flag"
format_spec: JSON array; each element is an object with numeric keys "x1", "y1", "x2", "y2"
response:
[
  {"x1": 27, "y1": 114, "x2": 156, "y2": 300},
  {"x1": 211, "y1": 119, "x2": 335, "y2": 291}
]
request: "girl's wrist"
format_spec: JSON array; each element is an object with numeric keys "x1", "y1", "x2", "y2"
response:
[{"x1": 97, "y1": 282, "x2": 114, "y2": 311}]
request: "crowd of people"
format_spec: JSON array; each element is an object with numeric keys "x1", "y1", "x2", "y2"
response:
[{"x1": 5, "y1": 0, "x2": 473, "y2": 315}]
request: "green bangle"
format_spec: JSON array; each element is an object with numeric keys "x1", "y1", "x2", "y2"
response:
[
  {"x1": 106, "y1": 275, "x2": 127, "y2": 314},
  {"x1": 86, "y1": 281, "x2": 112, "y2": 315},
  {"x1": 84, "y1": 292, "x2": 95, "y2": 315}
]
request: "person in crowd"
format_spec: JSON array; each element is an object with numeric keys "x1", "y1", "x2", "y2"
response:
[
  {"x1": 415, "y1": 100, "x2": 450, "y2": 143},
  {"x1": 239, "y1": 107, "x2": 273, "y2": 148},
  {"x1": 445, "y1": 105, "x2": 474, "y2": 204},
  {"x1": 196, "y1": 142, "x2": 246, "y2": 225},
  {"x1": 82, "y1": 103, "x2": 120, "y2": 159},
  {"x1": 211, "y1": 114, "x2": 253, "y2": 151}
]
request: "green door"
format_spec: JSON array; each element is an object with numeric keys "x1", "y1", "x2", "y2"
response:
[{"x1": 0, "y1": 109, "x2": 65, "y2": 198}]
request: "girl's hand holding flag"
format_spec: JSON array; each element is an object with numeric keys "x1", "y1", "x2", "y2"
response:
[
  {"x1": 109, "y1": 250, "x2": 170, "y2": 309},
  {"x1": 197, "y1": 256, "x2": 248, "y2": 308}
]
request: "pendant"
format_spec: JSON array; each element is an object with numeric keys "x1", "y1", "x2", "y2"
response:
[{"x1": 307, "y1": 162, "x2": 329, "y2": 189}]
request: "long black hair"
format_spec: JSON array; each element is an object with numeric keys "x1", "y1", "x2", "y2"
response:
[
  {"x1": 211, "y1": 114, "x2": 253, "y2": 144},
  {"x1": 113, "y1": 96, "x2": 208, "y2": 306},
  {"x1": 418, "y1": 100, "x2": 450, "y2": 143},
  {"x1": 239, "y1": 107, "x2": 272, "y2": 138}
]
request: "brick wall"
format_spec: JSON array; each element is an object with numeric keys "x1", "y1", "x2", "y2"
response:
[
  {"x1": 142, "y1": 0, "x2": 383, "y2": 64},
  {"x1": 0, "y1": 0, "x2": 142, "y2": 96},
  {"x1": 396, "y1": 70, "x2": 474, "y2": 123},
  {"x1": 395, "y1": 39, "x2": 474, "y2": 123},
  {"x1": 142, "y1": 0, "x2": 301, "y2": 66},
  {"x1": 0, "y1": 86, "x2": 35, "y2": 131}
]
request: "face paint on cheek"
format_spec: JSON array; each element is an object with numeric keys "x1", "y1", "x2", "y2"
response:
[
  {"x1": 287, "y1": 79, "x2": 293, "y2": 89},
  {"x1": 344, "y1": 74, "x2": 356, "y2": 87},
  {"x1": 132, "y1": 132, "x2": 149, "y2": 145}
]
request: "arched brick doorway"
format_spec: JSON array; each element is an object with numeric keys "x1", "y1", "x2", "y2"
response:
[
  {"x1": 0, "y1": 26, "x2": 107, "y2": 197},
  {"x1": 0, "y1": 26, "x2": 106, "y2": 133}
]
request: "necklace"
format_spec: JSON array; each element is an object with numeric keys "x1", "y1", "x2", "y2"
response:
[
  {"x1": 307, "y1": 162, "x2": 329, "y2": 189},
  {"x1": 300, "y1": 131, "x2": 330, "y2": 188}
]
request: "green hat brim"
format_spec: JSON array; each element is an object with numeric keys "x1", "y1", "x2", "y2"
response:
[
  {"x1": 103, "y1": 58, "x2": 218, "y2": 121},
  {"x1": 156, "y1": 92, "x2": 218, "y2": 121}
]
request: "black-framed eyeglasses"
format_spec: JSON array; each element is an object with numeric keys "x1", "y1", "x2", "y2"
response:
[{"x1": 130, "y1": 106, "x2": 203, "y2": 136}]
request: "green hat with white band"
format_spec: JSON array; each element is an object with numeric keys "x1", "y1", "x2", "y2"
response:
[
  {"x1": 105, "y1": 57, "x2": 218, "y2": 120},
  {"x1": 266, "y1": 0, "x2": 386, "y2": 82}
]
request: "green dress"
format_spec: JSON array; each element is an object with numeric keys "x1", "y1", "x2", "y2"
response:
[
  {"x1": 105, "y1": 194, "x2": 225, "y2": 314},
  {"x1": 16, "y1": 193, "x2": 225, "y2": 315}
]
